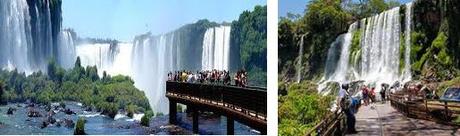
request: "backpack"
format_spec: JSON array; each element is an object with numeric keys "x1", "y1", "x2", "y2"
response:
[{"x1": 340, "y1": 91, "x2": 352, "y2": 110}]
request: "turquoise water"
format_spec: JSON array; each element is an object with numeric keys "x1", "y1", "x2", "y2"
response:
[
  {"x1": 0, "y1": 102, "x2": 144, "y2": 135},
  {"x1": 0, "y1": 102, "x2": 257, "y2": 135}
]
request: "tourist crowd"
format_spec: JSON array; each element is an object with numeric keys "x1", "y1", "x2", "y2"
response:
[{"x1": 167, "y1": 69, "x2": 248, "y2": 87}]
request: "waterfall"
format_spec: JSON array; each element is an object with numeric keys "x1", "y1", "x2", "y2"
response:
[
  {"x1": 75, "y1": 32, "x2": 180, "y2": 114},
  {"x1": 76, "y1": 43, "x2": 119, "y2": 75},
  {"x1": 319, "y1": 23, "x2": 357, "y2": 93},
  {"x1": 360, "y1": 7, "x2": 401, "y2": 84},
  {"x1": 0, "y1": 0, "x2": 62, "y2": 73},
  {"x1": 58, "y1": 30, "x2": 76, "y2": 69},
  {"x1": 1, "y1": 0, "x2": 235, "y2": 114},
  {"x1": 0, "y1": 0, "x2": 33, "y2": 73},
  {"x1": 75, "y1": 25, "x2": 233, "y2": 114},
  {"x1": 130, "y1": 33, "x2": 177, "y2": 114},
  {"x1": 322, "y1": 23, "x2": 357, "y2": 81},
  {"x1": 296, "y1": 34, "x2": 305, "y2": 83},
  {"x1": 201, "y1": 26, "x2": 231, "y2": 71},
  {"x1": 320, "y1": 6, "x2": 409, "y2": 93},
  {"x1": 402, "y1": 2, "x2": 413, "y2": 82}
]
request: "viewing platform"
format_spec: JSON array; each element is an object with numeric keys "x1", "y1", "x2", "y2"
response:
[{"x1": 165, "y1": 81, "x2": 267, "y2": 134}]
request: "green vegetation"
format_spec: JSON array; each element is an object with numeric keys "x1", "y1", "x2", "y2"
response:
[
  {"x1": 175, "y1": 19, "x2": 219, "y2": 70},
  {"x1": 349, "y1": 30, "x2": 362, "y2": 68},
  {"x1": 141, "y1": 110, "x2": 154, "y2": 127},
  {"x1": 400, "y1": 34, "x2": 406, "y2": 73},
  {"x1": 126, "y1": 104, "x2": 136, "y2": 118},
  {"x1": 278, "y1": 0, "x2": 460, "y2": 134},
  {"x1": 0, "y1": 81, "x2": 5, "y2": 105},
  {"x1": 283, "y1": 0, "x2": 400, "y2": 80},
  {"x1": 231, "y1": 5, "x2": 267, "y2": 87},
  {"x1": 278, "y1": 81, "x2": 334, "y2": 136},
  {"x1": 74, "y1": 117, "x2": 86, "y2": 135},
  {"x1": 279, "y1": 0, "x2": 460, "y2": 82},
  {"x1": 278, "y1": 0, "x2": 411, "y2": 135},
  {"x1": 436, "y1": 77, "x2": 460, "y2": 97},
  {"x1": 0, "y1": 57, "x2": 150, "y2": 118},
  {"x1": 408, "y1": 0, "x2": 460, "y2": 81}
]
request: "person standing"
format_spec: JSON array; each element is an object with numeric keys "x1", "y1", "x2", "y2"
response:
[
  {"x1": 338, "y1": 83, "x2": 357, "y2": 134},
  {"x1": 380, "y1": 84, "x2": 387, "y2": 102},
  {"x1": 362, "y1": 85, "x2": 369, "y2": 106},
  {"x1": 369, "y1": 87, "x2": 376, "y2": 103}
]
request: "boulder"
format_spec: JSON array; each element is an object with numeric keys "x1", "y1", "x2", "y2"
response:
[
  {"x1": 7, "y1": 107, "x2": 15, "y2": 115},
  {"x1": 84, "y1": 106, "x2": 92, "y2": 112},
  {"x1": 64, "y1": 108, "x2": 76, "y2": 115},
  {"x1": 46, "y1": 116, "x2": 56, "y2": 124},
  {"x1": 40, "y1": 121, "x2": 49, "y2": 129},
  {"x1": 28, "y1": 109, "x2": 42, "y2": 117},
  {"x1": 27, "y1": 103, "x2": 35, "y2": 108},
  {"x1": 64, "y1": 118, "x2": 75, "y2": 128}
]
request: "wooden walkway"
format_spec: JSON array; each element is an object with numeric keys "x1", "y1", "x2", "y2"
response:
[{"x1": 349, "y1": 102, "x2": 460, "y2": 136}]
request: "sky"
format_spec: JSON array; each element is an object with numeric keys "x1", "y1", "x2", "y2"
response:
[
  {"x1": 279, "y1": 0, "x2": 413, "y2": 18},
  {"x1": 62, "y1": 0, "x2": 266, "y2": 42}
]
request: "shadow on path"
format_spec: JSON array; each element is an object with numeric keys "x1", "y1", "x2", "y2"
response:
[{"x1": 348, "y1": 102, "x2": 460, "y2": 136}]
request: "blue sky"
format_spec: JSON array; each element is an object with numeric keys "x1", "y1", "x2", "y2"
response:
[
  {"x1": 279, "y1": 0, "x2": 413, "y2": 18},
  {"x1": 62, "y1": 0, "x2": 266, "y2": 42}
]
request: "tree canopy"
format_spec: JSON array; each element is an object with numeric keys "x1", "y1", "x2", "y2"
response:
[
  {"x1": 0, "y1": 57, "x2": 151, "y2": 118},
  {"x1": 231, "y1": 5, "x2": 267, "y2": 87}
]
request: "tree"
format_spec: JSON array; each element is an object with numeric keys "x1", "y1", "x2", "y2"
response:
[
  {"x1": 231, "y1": 5, "x2": 267, "y2": 86},
  {"x1": 74, "y1": 117, "x2": 86, "y2": 135},
  {"x1": 141, "y1": 110, "x2": 153, "y2": 127},
  {"x1": 126, "y1": 104, "x2": 136, "y2": 118},
  {"x1": 47, "y1": 59, "x2": 57, "y2": 81},
  {"x1": 75, "y1": 56, "x2": 82, "y2": 68},
  {"x1": 0, "y1": 81, "x2": 6, "y2": 105}
]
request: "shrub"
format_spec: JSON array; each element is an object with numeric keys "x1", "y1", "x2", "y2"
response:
[
  {"x1": 140, "y1": 115, "x2": 150, "y2": 127},
  {"x1": 74, "y1": 117, "x2": 86, "y2": 135},
  {"x1": 102, "y1": 102, "x2": 118, "y2": 119},
  {"x1": 141, "y1": 110, "x2": 155, "y2": 127},
  {"x1": 126, "y1": 104, "x2": 136, "y2": 118}
]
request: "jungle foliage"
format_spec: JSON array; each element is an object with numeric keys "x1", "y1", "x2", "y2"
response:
[
  {"x1": 278, "y1": 81, "x2": 334, "y2": 136},
  {"x1": 0, "y1": 57, "x2": 151, "y2": 118},
  {"x1": 231, "y1": 5, "x2": 267, "y2": 87}
]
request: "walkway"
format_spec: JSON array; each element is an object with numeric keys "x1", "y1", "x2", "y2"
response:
[
  {"x1": 166, "y1": 81, "x2": 267, "y2": 134},
  {"x1": 349, "y1": 102, "x2": 460, "y2": 136}
]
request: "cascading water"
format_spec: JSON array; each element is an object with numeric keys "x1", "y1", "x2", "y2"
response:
[
  {"x1": 320, "y1": 4, "x2": 413, "y2": 94},
  {"x1": 0, "y1": 0, "x2": 33, "y2": 73},
  {"x1": 76, "y1": 43, "x2": 119, "y2": 75},
  {"x1": 402, "y1": 2, "x2": 413, "y2": 82},
  {"x1": 0, "y1": 0, "x2": 62, "y2": 73},
  {"x1": 319, "y1": 23, "x2": 357, "y2": 93},
  {"x1": 75, "y1": 25, "x2": 233, "y2": 114},
  {"x1": 130, "y1": 33, "x2": 177, "y2": 114},
  {"x1": 296, "y1": 34, "x2": 306, "y2": 83},
  {"x1": 332, "y1": 23, "x2": 357, "y2": 82},
  {"x1": 360, "y1": 7, "x2": 401, "y2": 84},
  {"x1": 201, "y1": 26, "x2": 231, "y2": 71},
  {"x1": 1, "y1": 0, "x2": 234, "y2": 114},
  {"x1": 58, "y1": 29, "x2": 76, "y2": 69}
]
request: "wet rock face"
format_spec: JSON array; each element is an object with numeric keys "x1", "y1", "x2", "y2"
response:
[
  {"x1": 63, "y1": 108, "x2": 76, "y2": 115},
  {"x1": 63, "y1": 118, "x2": 75, "y2": 128},
  {"x1": 40, "y1": 121, "x2": 49, "y2": 129},
  {"x1": 47, "y1": 116, "x2": 57, "y2": 124}
]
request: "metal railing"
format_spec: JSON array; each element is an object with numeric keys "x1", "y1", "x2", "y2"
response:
[
  {"x1": 390, "y1": 93, "x2": 460, "y2": 124},
  {"x1": 166, "y1": 81, "x2": 267, "y2": 120}
]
